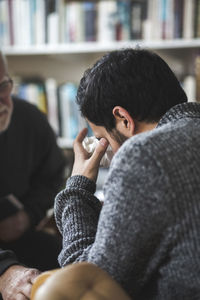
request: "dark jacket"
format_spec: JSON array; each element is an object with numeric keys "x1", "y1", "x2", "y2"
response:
[{"x1": 0, "y1": 96, "x2": 66, "y2": 274}]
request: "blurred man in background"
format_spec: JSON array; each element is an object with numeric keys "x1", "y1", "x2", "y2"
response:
[{"x1": 0, "y1": 51, "x2": 66, "y2": 300}]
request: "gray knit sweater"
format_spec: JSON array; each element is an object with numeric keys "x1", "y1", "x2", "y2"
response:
[{"x1": 55, "y1": 102, "x2": 200, "y2": 300}]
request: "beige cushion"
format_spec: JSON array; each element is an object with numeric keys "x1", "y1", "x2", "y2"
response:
[{"x1": 31, "y1": 262, "x2": 131, "y2": 300}]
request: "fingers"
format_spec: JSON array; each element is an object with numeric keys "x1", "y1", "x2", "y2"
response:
[
  {"x1": 30, "y1": 273, "x2": 41, "y2": 285},
  {"x1": 72, "y1": 135, "x2": 109, "y2": 181},
  {"x1": 15, "y1": 293, "x2": 28, "y2": 300},
  {"x1": 75, "y1": 128, "x2": 88, "y2": 144},
  {"x1": 90, "y1": 138, "x2": 109, "y2": 166},
  {"x1": 74, "y1": 128, "x2": 88, "y2": 155},
  {"x1": 20, "y1": 283, "x2": 32, "y2": 298},
  {"x1": 27, "y1": 269, "x2": 41, "y2": 283}
]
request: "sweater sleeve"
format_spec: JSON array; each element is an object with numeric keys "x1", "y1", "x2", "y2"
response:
[
  {"x1": 55, "y1": 175, "x2": 102, "y2": 263},
  {"x1": 55, "y1": 139, "x2": 172, "y2": 297},
  {"x1": 0, "y1": 249, "x2": 20, "y2": 276}
]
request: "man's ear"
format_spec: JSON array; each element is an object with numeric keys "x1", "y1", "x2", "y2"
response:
[{"x1": 112, "y1": 106, "x2": 135, "y2": 137}]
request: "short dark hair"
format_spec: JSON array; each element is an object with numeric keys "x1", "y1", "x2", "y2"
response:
[{"x1": 77, "y1": 48, "x2": 187, "y2": 131}]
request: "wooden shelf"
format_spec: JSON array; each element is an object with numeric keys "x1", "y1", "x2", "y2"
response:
[
  {"x1": 57, "y1": 137, "x2": 74, "y2": 149},
  {"x1": 3, "y1": 39, "x2": 200, "y2": 56}
]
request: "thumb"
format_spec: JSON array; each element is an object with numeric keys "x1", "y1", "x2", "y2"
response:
[{"x1": 90, "y1": 138, "x2": 109, "y2": 167}]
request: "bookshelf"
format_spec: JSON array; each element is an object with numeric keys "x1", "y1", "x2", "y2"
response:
[
  {"x1": 3, "y1": 40, "x2": 199, "y2": 149},
  {"x1": 1, "y1": 0, "x2": 200, "y2": 148}
]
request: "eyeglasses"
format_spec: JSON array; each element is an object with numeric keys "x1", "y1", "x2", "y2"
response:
[{"x1": 0, "y1": 77, "x2": 13, "y2": 98}]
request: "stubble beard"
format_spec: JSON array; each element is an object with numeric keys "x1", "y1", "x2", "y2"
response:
[{"x1": 111, "y1": 128, "x2": 128, "y2": 146}]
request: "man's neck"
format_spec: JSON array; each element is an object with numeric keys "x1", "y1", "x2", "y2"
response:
[{"x1": 135, "y1": 121, "x2": 157, "y2": 135}]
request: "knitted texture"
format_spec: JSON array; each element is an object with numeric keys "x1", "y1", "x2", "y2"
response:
[{"x1": 55, "y1": 102, "x2": 200, "y2": 299}]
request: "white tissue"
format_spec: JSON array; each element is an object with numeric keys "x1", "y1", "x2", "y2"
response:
[{"x1": 82, "y1": 136, "x2": 113, "y2": 168}]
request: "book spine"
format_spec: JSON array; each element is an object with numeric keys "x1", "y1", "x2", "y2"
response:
[
  {"x1": 174, "y1": 0, "x2": 184, "y2": 38},
  {"x1": 165, "y1": 0, "x2": 174, "y2": 39},
  {"x1": 58, "y1": 82, "x2": 86, "y2": 139},
  {"x1": 84, "y1": 2, "x2": 97, "y2": 42},
  {"x1": 38, "y1": 84, "x2": 47, "y2": 114},
  {"x1": 183, "y1": 75, "x2": 196, "y2": 102},
  {"x1": 29, "y1": 0, "x2": 36, "y2": 45},
  {"x1": 195, "y1": 53, "x2": 200, "y2": 102},
  {"x1": 143, "y1": 0, "x2": 154, "y2": 40},
  {"x1": 194, "y1": 0, "x2": 200, "y2": 37},
  {"x1": 131, "y1": 1, "x2": 144, "y2": 40},
  {"x1": 7, "y1": 0, "x2": 14, "y2": 45},
  {"x1": 45, "y1": 78, "x2": 59, "y2": 135},
  {"x1": 183, "y1": 0, "x2": 195, "y2": 39},
  {"x1": 98, "y1": 0, "x2": 117, "y2": 42},
  {"x1": 58, "y1": 85, "x2": 70, "y2": 138},
  {"x1": 117, "y1": 0, "x2": 131, "y2": 41},
  {"x1": 35, "y1": 0, "x2": 45, "y2": 44},
  {"x1": 0, "y1": 0, "x2": 9, "y2": 46},
  {"x1": 58, "y1": 0, "x2": 66, "y2": 43},
  {"x1": 46, "y1": 0, "x2": 59, "y2": 44}
]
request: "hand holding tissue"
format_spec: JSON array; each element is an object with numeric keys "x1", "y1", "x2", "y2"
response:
[{"x1": 82, "y1": 136, "x2": 113, "y2": 168}]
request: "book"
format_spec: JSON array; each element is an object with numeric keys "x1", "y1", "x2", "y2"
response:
[
  {"x1": 164, "y1": 0, "x2": 174, "y2": 40},
  {"x1": 174, "y1": 0, "x2": 184, "y2": 38},
  {"x1": 45, "y1": 0, "x2": 57, "y2": 44},
  {"x1": 58, "y1": 0, "x2": 66, "y2": 43},
  {"x1": 11, "y1": 0, "x2": 31, "y2": 46},
  {"x1": 29, "y1": 0, "x2": 36, "y2": 44},
  {"x1": 7, "y1": 0, "x2": 14, "y2": 45},
  {"x1": 0, "y1": 0, "x2": 9, "y2": 46},
  {"x1": 116, "y1": 0, "x2": 131, "y2": 41},
  {"x1": 195, "y1": 53, "x2": 200, "y2": 102},
  {"x1": 17, "y1": 78, "x2": 48, "y2": 114},
  {"x1": 130, "y1": 0, "x2": 145, "y2": 40},
  {"x1": 2, "y1": 0, "x2": 200, "y2": 46},
  {"x1": 83, "y1": 2, "x2": 97, "y2": 41},
  {"x1": 35, "y1": 0, "x2": 45, "y2": 44},
  {"x1": 46, "y1": 0, "x2": 59, "y2": 44},
  {"x1": 183, "y1": 75, "x2": 196, "y2": 102},
  {"x1": 58, "y1": 83, "x2": 77, "y2": 139},
  {"x1": 58, "y1": 82, "x2": 87, "y2": 139},
  {"x1": 183, "y1": 0, "x2": 195, "y2": 39},
  {"x1": 97, "y1": 0, "x2": 117, "y2": 42},
  {"x1": 45, "y1": 78, "x2": 59, "y2": 135},
  {"x1": 151, "y1": 0, "x2": 162, "y2": 39},
  {"x1": 143, "y1": 0, "x2": 154, "y2": 40},
  {"x1": 65, "y1": 1, "x2": 84, "y2": 43}
]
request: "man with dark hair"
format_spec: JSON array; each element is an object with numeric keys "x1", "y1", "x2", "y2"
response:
[
  {"x1": 0, "y1": 52, "x2": 66, "y2": 300},
  {"x1": 55, "y1": 48, "x2": 200, "y2": 299}
]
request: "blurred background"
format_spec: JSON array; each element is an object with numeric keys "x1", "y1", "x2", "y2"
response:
[{"x1": 1, "y1": 0, "x2": 200, "y2": 196}]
